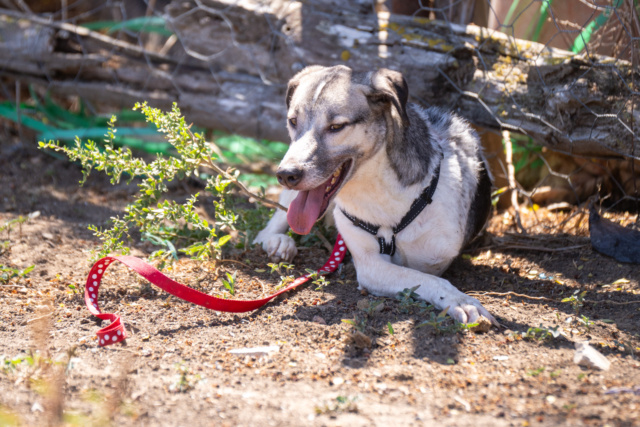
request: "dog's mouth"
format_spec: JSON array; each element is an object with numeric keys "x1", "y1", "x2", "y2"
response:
[{"x1": 287, "y1": 159, "x2": 352, "y2": 235}]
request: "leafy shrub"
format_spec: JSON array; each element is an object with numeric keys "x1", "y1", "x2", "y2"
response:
[{"x1": 40, "y1": 102, "x2": 280, "y2": 261}]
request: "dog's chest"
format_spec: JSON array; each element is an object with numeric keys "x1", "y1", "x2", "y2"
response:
[{"x1": 336, "y1": 162, "x2": 469, "y2": 273}]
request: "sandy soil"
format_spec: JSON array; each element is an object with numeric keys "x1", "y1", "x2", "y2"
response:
[{"x1": 1, "y1": 144, "x2": 639, "y2": 426}]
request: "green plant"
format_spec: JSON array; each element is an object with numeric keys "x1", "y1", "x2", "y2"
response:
[
  {"x1": 550, "y1": 369, "x2": 562, "y2": 379},
  {"x1": 0, "y1": 214, "x2": 35, "y2": 240},
  {"x1": 268, "y1": 262, "x2": 294, "y2": 275},
  {"x1": 39, "y1": 103, "x2": 279, "y2": 261},
  {"x1": 519, "y1": 325, "x2": 561, "y2": 341},
  {"x1": 268, "y1": 262, "x2": 296, "y2": 290},
  {"x1": 304, "y1": 269, "x2": 331, "y2": 291},
  {"x1": 0, "y1": 265, "x2": 34, "y2": 284},
  {"x1": 142, "y1": 232, "x2": 179, "y2": 264},
  {"x1": 387, "y1": 322, "x2": 395, "y2": 335},
  {"x1": 562, "y1": 290, "x2": 587, "y2": 316},
  {"x1": 314, "y1": 395, "x2": 358, "y2": 415},
  {"x1": 416, "y1": 307, "x2": 451, "y2": 334},
  {"x1": 341, "y1": 316, "x2": 367, "y2": 333},
  {"x1": 358, "y1": 299, "x2": 384, "y2": 317},
  {"x1": 170, "y1": 363, "x2": 200, "y2": 393},
  {"x1": 570, "y1": 0, "x2": 623, "y2": 53},
  {"x1": 395, "y1": 286, "x2": 432, "y2": 314},
  {"x1": 221, "y1": 271, "x2": 237, "y2": 296},
  {"x1": 577, "y1": 315, "x2": 593, "y2": 332},
  {"x1": 527, "y1": 366, "x2": 545, "y2": 377}
]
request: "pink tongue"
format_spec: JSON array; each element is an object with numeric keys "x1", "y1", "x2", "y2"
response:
[{"x1": 287, "y1": 186, "x2": 326, "y2": 235}]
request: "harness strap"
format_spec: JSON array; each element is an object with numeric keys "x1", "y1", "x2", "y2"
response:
[
  {"x1": 342, "y1": 156, "x2": 442, "y2": 256},
  {"x1": 393, "y1": 160, "x2": 442, "y2": 234}
]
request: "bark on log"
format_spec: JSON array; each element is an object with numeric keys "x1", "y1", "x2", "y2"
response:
[{"x1": 0, "y1": 1, "x2": 637, "y2": 159}]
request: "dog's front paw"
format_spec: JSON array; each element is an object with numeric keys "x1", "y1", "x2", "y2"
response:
[
  {"x1": 254, "y1": 233, "x2": 298, "y2": 262},
  {"x1": 439, "y1": 292, "x2": 498, "y2": 326}
]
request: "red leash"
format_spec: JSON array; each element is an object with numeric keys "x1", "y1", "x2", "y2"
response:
[{"x1": 85, "y1": 235, "x2": 348, "y2": 346}]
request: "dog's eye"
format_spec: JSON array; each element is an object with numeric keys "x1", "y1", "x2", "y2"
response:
[
  {"x1": 288, "y1": 117, "x2": 297, "y2": 128},
  {"x1": 328, "y1": 123, "x2": 346, "y2": 132}
]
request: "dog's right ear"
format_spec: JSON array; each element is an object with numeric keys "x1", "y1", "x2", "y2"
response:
[
  {"x1": 367, "y1": 68, "x2": 409, "y2": 126},
  {"x1": 285, "y1": 65, "x2": 327, "y2": 109}
]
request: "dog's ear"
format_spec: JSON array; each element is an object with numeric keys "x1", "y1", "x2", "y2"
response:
[
  {"x1": 285, "y1": 65, "x2": 327, "y2": 109},
  {"x1": 285, "y1": 81, "x2": 298, "y2": 110},
  {"x1": 367, "y1": 68, "x2": 409, "y2": 126}
]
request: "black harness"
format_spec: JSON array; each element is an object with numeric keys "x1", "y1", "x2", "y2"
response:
[{"x1": 341, "y1": 159, "x2": 442, "y2": 257}]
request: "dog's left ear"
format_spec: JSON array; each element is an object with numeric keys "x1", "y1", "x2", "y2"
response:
[{"x1": 368, "y1": 68, "x2": 409, "y2": 126}]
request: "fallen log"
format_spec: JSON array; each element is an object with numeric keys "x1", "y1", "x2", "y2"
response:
[{"x1": 0, "y1": 1, "x2": 637, "y2": 159}]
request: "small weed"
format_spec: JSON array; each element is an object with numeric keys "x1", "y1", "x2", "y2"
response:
[
  {"x1": 387, "y1": 322, "x2": 395, "y2": 335},
  {"x1": 275, "y1": 275, "x2": 295, "y2": 291},
  {"x1": 170, "y1": 363, "x2": 200, "y2": 393},
  {"x1": 315, "y1": 395, "x2": 358, "y2": 415},
  {"x1": 268, "y1": 262, "x2": 294, "y2": 275},
  {"x1": 527, "y1": 366, "x2": 545, "y2": 376},
  {"x1": 562, "y1": 291, "x2": 596, "y2": 332},
  {"x1": 2, "y1": 354, "x2": 34, "y2": 374},
  {"x1": 562, "y1": 290, "x2": 586, "y2": 316},
  {"x1": 357, "y1": 299, "x2": 384, "y2": 317},
  {"x1": 341, "y1": 316, "x2": 367, "y2": 333},
  {"x1": 305, "y1": 269, "x2": 331, "y2": 291},
  {"x1": 269, "y1": 262, "x2": 295, "y2": 290},
  {"x1": 577, "y1": 315, "x2": 593, "y2": 331},
  {"x1": 221, "y1": 271, "x2": 236, "y2": 296},
  {"x1": 143, "y1": 231, "x2": 179, "y2": 265},
  {"x1": 416, "y1": 307, "x2": 454, "y2": 334},
  {"x1": 550, "y1": 369, "x2": 562, "y2": 378},
  {"x1": 0, "y1": 264, "x2": 34, "y2": 284},
  {"x1": 0, "y1": 213, "x2": 35, "y2": 240},
  {"x1": 518, "y1": 325, "x2": 561, "y2": 341},
  {"x1": 395, "y1": 286, "x2": 432, "y2": 314}
]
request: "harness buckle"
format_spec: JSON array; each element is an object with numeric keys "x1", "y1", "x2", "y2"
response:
[{"x1": 377, "y1": 235, "x2": 396, "y2": 256}]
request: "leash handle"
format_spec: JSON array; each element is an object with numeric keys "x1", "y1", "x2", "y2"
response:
[{"x1": 85, "y1": 235, "x2": 348, "y2": 346}]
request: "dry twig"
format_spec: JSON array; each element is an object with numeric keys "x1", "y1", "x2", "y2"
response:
[
  {"x1": 503, "y1": 130, "x2": 527, "y2": 233},
  {"x1": 468, "y1": 291, "x2": 640, "y2": 306},
  {"x1": 185, "y1": 127, "x2": 287, "y2": 212}
]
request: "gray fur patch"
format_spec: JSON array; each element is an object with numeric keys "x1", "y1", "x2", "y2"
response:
[{"x1": 386, "y1": 105, "x2": 436, "y2": 186}]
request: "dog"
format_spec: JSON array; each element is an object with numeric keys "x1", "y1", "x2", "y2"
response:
[{"x1": 254, "y1": 65, "x2": 497, "y2": 325}]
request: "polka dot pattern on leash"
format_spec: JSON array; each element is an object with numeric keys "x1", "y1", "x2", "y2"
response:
[{"x1": 85, "y1": 235, "x2": 348, "y2": 347}]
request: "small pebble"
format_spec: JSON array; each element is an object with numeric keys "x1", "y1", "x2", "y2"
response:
[
  {"x1": 470, "y1": 316, "x2": 492, "y2": 333},
  {"x1": 312, "y1": 315, "x2": 326, "y2": 325},
  {"x1": 574, "y1": 341, "x2": 611, "y2": 370}
]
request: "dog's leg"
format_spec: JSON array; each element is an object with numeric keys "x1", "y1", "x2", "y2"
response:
[
  {"x1": 353, "y1": 252, "x2": 498, "y2": 325},
  {"x1": 253, "y1": 189, "x2": 297, "y2": 262}
]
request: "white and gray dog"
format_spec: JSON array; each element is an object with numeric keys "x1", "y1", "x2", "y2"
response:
[{"x1": 255, "y1": 65, "x2": 497, "y2": 326}]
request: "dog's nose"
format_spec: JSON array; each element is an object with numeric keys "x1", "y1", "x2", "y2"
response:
[{"x1": 276, "y1": 168, "x2": 303, "y2": 188}]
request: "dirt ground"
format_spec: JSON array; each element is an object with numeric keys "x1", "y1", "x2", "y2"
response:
[{"x1": 1, "y1": 143, "x2": 640, "y2": 427}]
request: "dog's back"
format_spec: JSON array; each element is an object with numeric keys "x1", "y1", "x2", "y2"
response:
[{"x1": 419, "y1": 106, "x2": 492, "y2": 247}]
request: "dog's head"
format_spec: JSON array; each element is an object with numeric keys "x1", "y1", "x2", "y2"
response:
[{"x1": 278, "y1": 65, "x2": 409, "y2": 234}]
